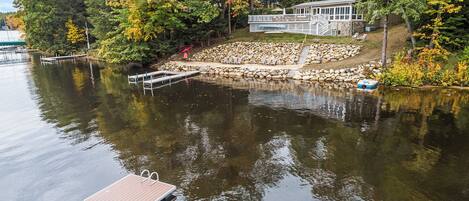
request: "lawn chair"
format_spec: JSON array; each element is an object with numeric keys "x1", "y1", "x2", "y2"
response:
[{"x1": 357, "y1": 34, "x2": 368, "y2": 41}]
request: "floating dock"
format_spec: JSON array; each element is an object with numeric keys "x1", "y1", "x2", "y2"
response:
[
  {"x1": 142, "y1": 71, "x2": 199, "y2": 91},
  {"x1": 40, "y1": 54, "x2": 87, "y2": 63},
  {"x1": 84, "y1": 170, "x2": 176, "y2": 201}
]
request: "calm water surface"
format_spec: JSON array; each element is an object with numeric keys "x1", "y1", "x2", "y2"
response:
[{"x1": 1, "y1": 58, "x2": 469, "y2": 201}]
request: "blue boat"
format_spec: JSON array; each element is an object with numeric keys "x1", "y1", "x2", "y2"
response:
[{"x1": 357, "y1": 79, "x2": 379, "y2": 90}]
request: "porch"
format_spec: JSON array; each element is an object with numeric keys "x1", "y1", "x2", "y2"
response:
[
  {"x1": 248, "y1": 14, "x2": 334, "y2": 36},
  {"x1": 247, "y1": 0, "x2": 365, "y2": 36}
]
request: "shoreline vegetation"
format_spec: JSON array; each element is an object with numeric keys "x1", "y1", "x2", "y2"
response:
[{"x1": 5, "y1": 0, "x2": 469, "y2": 88}]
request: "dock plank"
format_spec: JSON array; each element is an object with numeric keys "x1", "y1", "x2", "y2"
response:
[{"x1": 84, "y1": 174, "x2": 176, "y2": 201}]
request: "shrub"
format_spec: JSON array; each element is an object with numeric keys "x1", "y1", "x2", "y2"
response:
[
  {"x1": 381, "y1": 53, "x2": 424, "y2": 87},
  {"x1": 437, "y1": 69, "x2": 456, "y2": 86},
  {"x1": 460, "y1": 46, "x2": 469, "y2": 63},
  {"x1": 455, "y1": 62, "x2": 469, "y2": 86}
]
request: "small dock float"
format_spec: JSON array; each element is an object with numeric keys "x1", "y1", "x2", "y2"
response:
[
  {"x1": 84, "y1": 170, "x2": 176, "y2": 201},
  {"x1": 143, "y1": 71, "x2": 199, "y2": 91},
  {"x1": 40, "y1": 54, "x2": 87, "y2": 63},
  {"x1": 357, "y1": 79, "x2": 379, "y2": 91}
]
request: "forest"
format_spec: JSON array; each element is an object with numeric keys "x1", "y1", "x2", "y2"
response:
[
  {"x1": 6, "y1": 0, "x2": 469, "y2": 87},
  {"x1": 11, "y1": 0, "x2": 261, "y2": 63}
]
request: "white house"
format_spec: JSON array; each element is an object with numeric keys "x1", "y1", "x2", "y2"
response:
[{"x1": 248, "y1": 0, "x2": 365, "y2": 36}]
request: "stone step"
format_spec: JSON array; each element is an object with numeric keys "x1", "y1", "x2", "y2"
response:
[{"x1": 298, "y1": 45, "x2": 311, "y2": 65}]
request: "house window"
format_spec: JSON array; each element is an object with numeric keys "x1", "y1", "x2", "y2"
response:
[
  {"x1": 333, "y1": 6, "x2": 351, "y2": 20},
  {"x1": 352, "y1": 6, "x2": 364, "y2": 20}
]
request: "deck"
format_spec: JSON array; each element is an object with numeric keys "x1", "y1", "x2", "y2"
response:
[{"x1": 84, "y1": 174, "x2": 176, "y2": 201}]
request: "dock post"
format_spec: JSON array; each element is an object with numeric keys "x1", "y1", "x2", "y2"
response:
[
  {"x1": 142, "y1": 78, "x2": 145, "y2": 95},
  {"x1": 150, "y1": 82, "x2": 154, "y2": 96}
]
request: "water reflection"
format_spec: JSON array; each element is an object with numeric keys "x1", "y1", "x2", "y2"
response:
[{"x1": 4, "y1": 59, "x2": 469, "y2": 201}]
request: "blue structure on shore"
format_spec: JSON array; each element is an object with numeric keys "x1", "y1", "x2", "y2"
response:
[{"x1": 0, "y1": 30, "x2": 26, "y2": 47}]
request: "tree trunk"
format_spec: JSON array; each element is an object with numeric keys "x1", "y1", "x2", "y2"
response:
[
  {"x1": 228, "y1": 3, "x2": 231, "y2": 35},
  {"x1": 381, "y1": 15, "x2": 389, "y2": 68},
  {"x1": 401, "y1": 7, "x2": 416, "y2": 49}
]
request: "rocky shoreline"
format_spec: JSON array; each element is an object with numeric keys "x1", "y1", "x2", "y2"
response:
[
  {"x1": 190, "y1": 42, "x2": 301, "y2": 65},
  {"x1": 305, "y1": 44, "x2": 361, "y2": 64},
  {"x1": 190, "y1": 42, "x2": 361, "y2": 66},
  {"x1": 157, "y1": 61, "x2": 382, "y2": 83}
]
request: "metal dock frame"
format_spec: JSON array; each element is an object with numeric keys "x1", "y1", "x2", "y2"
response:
[
  {"x1": 142, "y1": 71, "x2": 200, "y2": 95},
  {"x1": 128, "y1": 71, "x2": 174, "y2": 84}
]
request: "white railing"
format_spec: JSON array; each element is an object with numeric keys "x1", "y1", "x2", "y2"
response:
[
  {"x1": 248, "y1": 14, "x2": 337, "y2": 36},
  {"x1": 248, "y1": 14, "x2": 318, "y2": 23}
]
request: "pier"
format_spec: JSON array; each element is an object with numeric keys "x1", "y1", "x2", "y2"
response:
[
  {"x1": 0, "y1": 51, "x2": 30, "y2": 65},
  {"x1": 40, "y1": 54, "x2": 87, "y2": 63},
  {"x1": 128, "y1": 71, "x2": 174, "y2": 84},
  {"x1": 142, "y1": 71, "x2": 199, "y2": 91},
  {"x1": 128, "y1": 70, "x2": 200, "y2": 94}
]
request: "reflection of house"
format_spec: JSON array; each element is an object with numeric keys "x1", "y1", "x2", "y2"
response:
[
  {"x1": 248, "y1": 0, "x2": 365, "y2": 36},
  {"x1": 247, "y1": 88, "x2": 378, "y2": 123}
]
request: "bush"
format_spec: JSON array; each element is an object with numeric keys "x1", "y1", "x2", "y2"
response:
[
  {"x1": 381, "y1": 47, "x2": 469, "y2": 87},
  {"x1": 437, "y1": 69, "x2": 457, "y2": 86},
  {"x1": 381, "y1": 53, "x2": 424, "y2": 87},
  {"x1": 460, "y1": 46, "x2": 469, "y2": 63},
  {"x1": 455, "y1": 62, "x2": 469, "y2": 86}
]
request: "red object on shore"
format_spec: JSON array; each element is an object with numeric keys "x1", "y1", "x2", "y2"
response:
[{"x1": 180, "y1": 45, "x2": 193, "y2": 60}]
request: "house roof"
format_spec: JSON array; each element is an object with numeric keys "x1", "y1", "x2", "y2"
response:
[{"x1": 292, "y1": 0, "x2": 356, "y2": 8}]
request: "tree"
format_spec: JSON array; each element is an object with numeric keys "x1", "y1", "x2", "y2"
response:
[
  {"x1": 14, "y1": 0, "x2": 86, "y2": 54},
  {"x1": 357, "y1": 0, "x2": 393, "y2": 68},
  {"x1": 84, "y1": 0, "x2": 115, "y2": 42},
  {"x1": 357, "y1": 0, "x2": 427, "y2": 66},
  {"x1": 389, "y1": 0, "x2": 427, "y2": 49},
  {"x1": 66, "y1": 18, "x2": 86, "y2": 44},
  {"x1": 278, "y1": 0, "x2": 307, "y2": 8},
  {"x1": 415, "y1": 0, "x2": 462, "y2": 49},
  {"x1": 6, "y1": 12, "x2": 25, "y2": 31},
  {"x1": 90, "y1": 0, "x2": 222, "y2": 63}
]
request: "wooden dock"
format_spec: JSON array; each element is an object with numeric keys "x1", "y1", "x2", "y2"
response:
[
  {"x1": 84, "y1": 171, "x2": 176, "y2": 201},
  {"x1": 142, "y1": 71, "x2": 199, "y2": 91},
  {"x1": 40, "y1": 54, "x2": 87, "y2": 63}
]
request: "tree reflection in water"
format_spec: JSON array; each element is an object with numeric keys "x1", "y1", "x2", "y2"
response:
[{"x1": 31, "y1": 61, "x2": 469, "y2": 201}]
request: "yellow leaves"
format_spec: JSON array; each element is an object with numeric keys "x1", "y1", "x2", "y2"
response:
[
  {"x1": 65, "y1": 18, "x2": 86, "y2": 45},
  {"x1": 129, "y1": 95, "x2": 149, "y2": 127},
  {"x1": 106, "y1": 0, "x2": 130, "y2": 7},
  {"x1": 381, "y1": 52, "x2": 425, "y2": 87},
  {"x1": 72, "y1": 68, "x2": 86, "y2": 93},
  {"x1": 455, "y1": 62, "x2": 469, "y2": 86},
  {"x1": 6, "y1": 14, "x2": 24, "y2": 31},
  {"x1": 426, "y1": 0, "x2": 462, "y2": 13},
  {"x1": 230, "y1": 0, "x2": 250, "y2": 17}
]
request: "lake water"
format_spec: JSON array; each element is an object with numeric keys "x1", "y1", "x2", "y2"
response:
[{"x1": 1, "y1": 57, "x2": 469, "y2": 201}]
